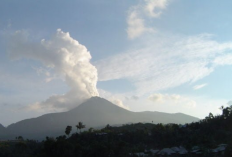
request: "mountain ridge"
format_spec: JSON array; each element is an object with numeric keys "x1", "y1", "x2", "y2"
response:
[{"x1": 0, "y1": 97, "x2": 199, "y2": 140}]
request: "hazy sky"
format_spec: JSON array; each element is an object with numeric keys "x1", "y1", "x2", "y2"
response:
[{"x1": 1, "y1": 0, "x2": 232, "y2": 126}]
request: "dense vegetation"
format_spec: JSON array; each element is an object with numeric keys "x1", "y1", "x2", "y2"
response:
[{"x1": 0, "y1": 105, "x2": 232, "y2": 157}]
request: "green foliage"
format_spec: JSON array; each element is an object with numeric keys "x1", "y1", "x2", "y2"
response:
[
  {"x1": 65, "y1": 126, "x2": 72, "y2": 137},
  {"x1": 1, "y1": 105, "x2": 232, "y2": 156},
  {"x1": 76, "y1": 122, "x2": 85, "y2": 133},
  {"x1": 225, "y1": 142, "x2": 232, "y2": 157}
]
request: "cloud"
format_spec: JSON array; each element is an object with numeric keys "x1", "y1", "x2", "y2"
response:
[
  {"x1": 109, "y1": 98, "x2": 129, "y2": 110},
  {"x1": 127, "y1": 9, "x2": 153, "y2": 39},
  {"x1": 144, "y1": 0, "x2": 168, "y2": 17},
  {"x1": 8, "y1": 29, "x2": 99, "y2": 111},
  {"x1": 213, "y1": 54, "x2": 232, "y2": 65},
  {"x1": 127, "y1": 0, "x2": 168, "y2": 39},
  {"x1": 193, "y1": 83, "x2": 207, "y2": 90},
  {"x1": 125, "y1": 95, "x2": 139, "y2": 101},
  {"x1": 148, "y1": 93, "x2": 182, "y2": 103},
  {"x1": 148, "y1": 93, "x2": 164, "y2": 102},
  {"x1": 7, "y1": 19, "x2": 12, "y2": 28},
  {"x1": 227, "y1": 100, "x2": 232, "y2": 106},
  {"x1": 148, "y1": 93, "x2": 196, "y2": 108},
  {"x1": 33, "y1": 67, "x2": 60, "y2": 83},
  {"x1": 131, "y1": 95, "x2": 139, "y2": 100},
  {"x1": 95, "y1": 33, "x2": 232, "y2": 95},
  {"x1": 98, "y1": 89, "x2": 129, "y2": 110}
]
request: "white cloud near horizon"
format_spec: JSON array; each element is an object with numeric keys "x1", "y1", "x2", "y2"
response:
[
  {"x1": 98, "y1": 89, "x2": 130, "y2": 110},
  {"x1": 193, "y1": 83, "x2": 207, "y2": 90},
  {"x1": 127, "y1": 0, "x2": 168, "y2": 39},
  {"x1": 95, "y1": 33, "x2": 232, "y2": 95},
  {"x1": 125, "y1": 95, "x2": 139, "y2": 101},
  {"x1": 110, "y1": 98, "x2": 129, "y2": 110},
  {"x1": 227, "y1": 100, "x2": 232, "y2": 106},
  {"x1": 148, "y1": 93, "x2": 196, "y2": 108},
  {"x1": 8, "y1": 29, "x2": 99, "y2": 111}
]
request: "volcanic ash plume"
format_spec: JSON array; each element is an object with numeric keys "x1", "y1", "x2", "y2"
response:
[{"x1": 8, "y1": 29, "x2": 99, "y2": 110}]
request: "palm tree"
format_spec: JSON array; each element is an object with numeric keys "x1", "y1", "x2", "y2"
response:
[
  {"x1": 219, "y1": 105, "x2": 225, "y2": 116},
  {"x1": 76, "y1": 122, "x2": 85, "y2": 133},
  {"x1": 219, "y1": 105, "x2": 224, "y2": 110},
  {"x1": 65, "y1": 126, "x2": 72, "y2": 137}
]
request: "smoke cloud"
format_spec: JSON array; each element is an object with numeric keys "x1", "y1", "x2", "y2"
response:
[{"x1": 8, "y1": 29, "x2": 99, "y2": 110}]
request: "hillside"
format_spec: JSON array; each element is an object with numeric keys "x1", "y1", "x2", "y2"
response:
[
  {"x1": 2, "y1": 97, "x2": 199, "y2": 140},
  {"x1": 1, "y1": 109, "x2": 232, "y2": 157},
  {"x1": 0, "y1": 124, "x2": 6, "y2": 136}
]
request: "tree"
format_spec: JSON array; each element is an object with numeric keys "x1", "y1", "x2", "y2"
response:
[
  {"x1": 223, "y1": 107, "x2": 230, "y2": 118},
  {"x1": 16, "y1": 136, "x2": 24, "y2": 141},
  {"x1": 205, "y1": 112, "x2": 214, "y2": 122},
  {"x1": 88, "y1": 127, "x2": 94, "y2": 133},
  {"x1": 65, "y1": 126, "x2": 72, "y2": 137},
  {"x1": 76, "y1": 122, "x2": 85, "y2": 133},
  {"x1": 219, "y1": 105, "x2": 224, "y2": 112},
  {"x1": 105, "y1": 124, "x2": 111, "y2": 130},
  {"x1": 208, "y1": 112, "x2": 214, "y2": 119}
]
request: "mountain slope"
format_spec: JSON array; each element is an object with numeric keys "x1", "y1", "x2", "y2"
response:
[
  {"x1": 0, "y1": 124, "x2": 6, "y2": 136},
  {"x1": 3, "y1": 97, "x2": 199, "y2": 140}
]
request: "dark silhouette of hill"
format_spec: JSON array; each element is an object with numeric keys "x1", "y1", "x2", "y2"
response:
[
  {"x1": 0, "y1": 123, "x2": 5, "y2": 129},
  {"x1": 1, "y1": 97, "x2": 199, "y2": 140},
  {"x1": 0, "y1": 124, "x2": 6, "y2": 136}
]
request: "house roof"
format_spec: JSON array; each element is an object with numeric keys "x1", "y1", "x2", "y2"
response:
[
  {"x1": 179, "y1": 146, "x2": 188, "y2": 154},
  {"x1": 171, "y1": 147, "x2": 180, "y2": 152},
  {"x1": 150, "y1": 149, "x2": 159, "y2": 154},
  {"x1": 158, "y1": 148, "x2": 176, "y2": 155},
  {"x1": 134, "y1": 152, "x2": 148, "y2": 157},
  {"x1": 212, "y1": 145, "x2": 227, "y2": 153}
]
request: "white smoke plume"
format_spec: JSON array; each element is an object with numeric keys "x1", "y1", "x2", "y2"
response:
[{"x1": 8, "y1": 29, "x2": 99, "y2": 111}]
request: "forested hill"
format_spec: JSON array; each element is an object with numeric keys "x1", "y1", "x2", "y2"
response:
[
  {"x1": 0, "y1": 124, "x2": 6, "y2": 135},
  {"x1": 0, "y1": 97, "x2": 199, "y2": 140},
  {"x1": 0, "y1": 105, "x2": 232, "y2": 157}
]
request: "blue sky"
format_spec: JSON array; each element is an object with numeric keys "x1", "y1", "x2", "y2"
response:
[{"x1": 1, "y1": 0, "x2": 232, "y2": 126}]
